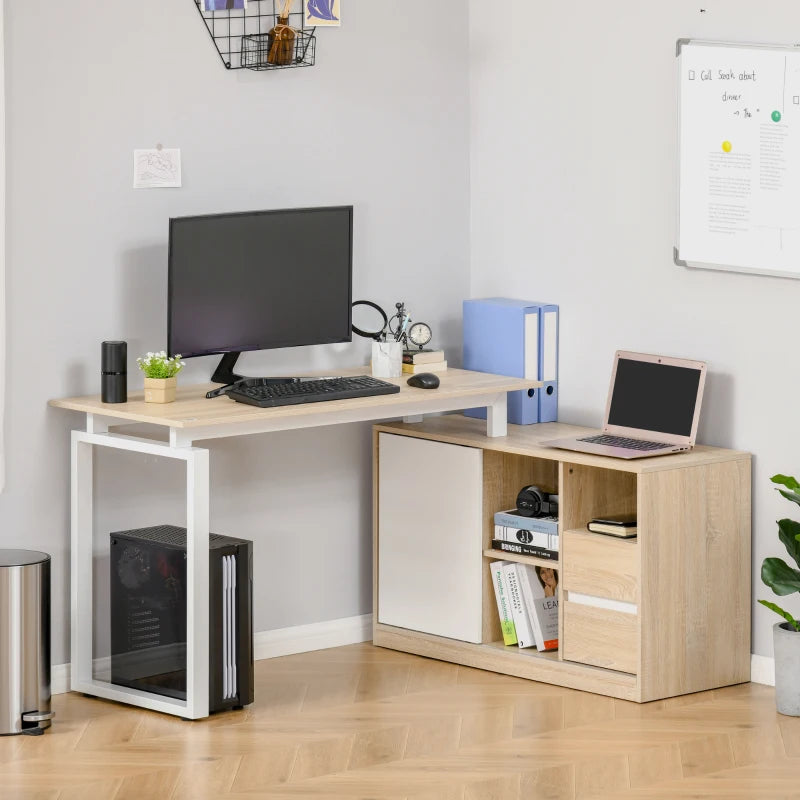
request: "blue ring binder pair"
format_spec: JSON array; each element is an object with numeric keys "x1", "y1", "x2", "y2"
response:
[{"x1": 463, "y1": 298, "x2": 559, "y2": 425}]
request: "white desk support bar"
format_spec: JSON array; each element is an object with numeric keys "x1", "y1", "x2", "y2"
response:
[{"x1": 70, "y1": 430, "x2": 211, "y2": 719}]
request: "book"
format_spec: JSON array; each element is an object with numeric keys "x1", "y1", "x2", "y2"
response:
[
  {"x1": 517, "y1": 564, "x2": 559, "y2": 650},
  {"x1": 489, "y1": 561, "x2": 517, "y2": 645},
  {"x1": 502, "y1": 563, "x2": 536, "y2": 648},
  {"x1": 494, "y1": 509, "x2": 558, "y2": 535},
  {"x1": 494, "y1": 525, "x2": 559, "y2": 553},
  {"x1": 402, "y1": 349, "x2": 445, "y2": 365},
  {"x1": 587, "y1": 513, "x2": 638, "y2": 538},
  {"x1": 402, "y1": 360, "x2": 447, "y2": 374},
  {"x1": 491, "y1": 538, "x2": 558, "y2": 561}
]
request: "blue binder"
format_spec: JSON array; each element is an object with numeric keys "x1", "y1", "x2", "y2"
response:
[
  {"x1": 537, "y1": 303, "x2": 559, "y2": 423},
  {"x1": 463, "y1": 298, "x2": 557, "y2": 425}
]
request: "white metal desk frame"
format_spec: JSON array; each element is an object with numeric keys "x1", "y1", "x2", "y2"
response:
[{"x1": 71, "y1": 390, "x2": 510, "y2": 719}]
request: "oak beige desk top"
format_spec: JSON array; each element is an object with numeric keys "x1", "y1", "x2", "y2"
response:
[
  {"x1": 375, "y1": 416, "x2": 751, "y2": 474},
  {"x1": 49, "y1": 367, "x2": 539, "y2": 430}
]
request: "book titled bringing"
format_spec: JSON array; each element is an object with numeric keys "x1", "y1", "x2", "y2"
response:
[{"x1": 492, "y1": 508, "x2": 558, "y2": 560}]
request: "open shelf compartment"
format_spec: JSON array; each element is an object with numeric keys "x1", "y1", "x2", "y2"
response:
[{"x1": 481, "y1": 451, "x2": 560, "y2": 648}]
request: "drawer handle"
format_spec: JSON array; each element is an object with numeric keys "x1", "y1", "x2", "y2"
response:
[{"x1": 567, "y1": 591, "x2": 637, "y2": 615}]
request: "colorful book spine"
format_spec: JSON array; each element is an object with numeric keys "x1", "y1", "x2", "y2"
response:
[
  {"x1": 401, "y1": 361, "x2": 447, "y2": 374},
  {"x1": 502, "y1": 563, "x2": 536, "y2": 648},
  {"x1": 489, "y1": 560, "x2": 517, "y2": 645}
]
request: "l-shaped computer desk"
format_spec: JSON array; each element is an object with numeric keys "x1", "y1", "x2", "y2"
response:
[{"x1": 50, "y1": 367, "x2": 536, "y2": 719}]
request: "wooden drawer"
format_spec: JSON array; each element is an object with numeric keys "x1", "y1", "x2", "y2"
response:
[
  {"x1": 562, "y1": 530, "x2": 639, "y2": 603},
  {"x1": 563, "y1": 601, "x2": 638, "y2": 674}
]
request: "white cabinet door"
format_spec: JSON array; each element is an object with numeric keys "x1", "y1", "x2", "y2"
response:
[{"x1": 377, "y1": 433, "x2": 483, "y2": 643}]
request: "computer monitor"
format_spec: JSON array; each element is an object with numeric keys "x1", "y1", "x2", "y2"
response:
[{"x1": 168, "y1": 206, "x2": 353, "y2": 383}]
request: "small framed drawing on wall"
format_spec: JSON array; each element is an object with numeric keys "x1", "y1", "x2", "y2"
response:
[{"x1": 306, "y1": 0, "x2": 340, "y2": 26}]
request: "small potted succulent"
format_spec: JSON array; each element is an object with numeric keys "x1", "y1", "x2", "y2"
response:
[
  {"x1": 760, "y1": 473, "x2": 800, "y2": 716},
  {"x1": 137, "y1": 351, "x2": 185, "y2": 404}
]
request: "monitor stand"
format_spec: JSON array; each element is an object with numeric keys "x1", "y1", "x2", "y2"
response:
[
  {"x1": 211, "y1": 352, "x2": 245, "y2": 385},
  {"x1": 210, "y1": 352, "x2": 297, "y2": 388}
]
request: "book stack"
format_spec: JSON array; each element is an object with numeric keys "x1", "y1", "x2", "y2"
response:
[
  {"x1": 402, "y1": 349, "x2": 447, "y2": 374},
  {"x1": 587, "y1": 513, "x2": 637, "y2": 538},
  {"x1": 492, "y1": 508, "x2": 558, "y2": 560},
  {"x1": 490, "y1": 560, "x2": 559, "y2": 650}
]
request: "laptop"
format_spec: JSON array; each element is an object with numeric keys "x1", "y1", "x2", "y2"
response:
[{"x1": 542, "y1": 351, "x2": 707, "y2": 459}]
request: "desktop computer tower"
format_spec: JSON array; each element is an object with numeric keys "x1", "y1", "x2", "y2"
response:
[{"x1": 110, "y1": 525, "x2": 253, "y2": 713}]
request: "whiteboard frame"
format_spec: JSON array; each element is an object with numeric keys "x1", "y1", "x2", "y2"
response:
[{"x1": 675, "y1": 38, "x2": 800, "y2": 280}]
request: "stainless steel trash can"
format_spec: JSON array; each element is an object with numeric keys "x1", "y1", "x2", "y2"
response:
[{"x1": 0, "y1": 550, "x2": 54, "y2": 735}]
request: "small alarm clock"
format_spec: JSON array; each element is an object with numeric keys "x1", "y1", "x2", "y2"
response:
[{"x1": 407, "y1": 321, "x2": 432, "y2": 350}]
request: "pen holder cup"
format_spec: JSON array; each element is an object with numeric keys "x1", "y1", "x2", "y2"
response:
[{"x1": 371, "y1": 341, "x2": 403, "y2": 379}]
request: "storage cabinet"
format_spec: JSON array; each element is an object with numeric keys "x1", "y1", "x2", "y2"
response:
[{"x1": 373, "y1": 417, "x2": 752, "y2": 702}]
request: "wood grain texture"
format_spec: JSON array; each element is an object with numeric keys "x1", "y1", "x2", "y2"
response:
[
  {"x1": 375, "y1": 417, "x2": 751, "y2": 474},
  {"x1": 638, "y1": 458, "x2": 752, "y2": 701},
  {"x1": 4, "y1": 646, "x2": 793, "y2": 800},
  {"x1": 562, "y1": 601, "x2": 639, "y2": 674},
  {"x1": 49, "y1": 368, "x2": 539, "y2": 429},
  {"x1": 375, "y1": 624, "x2": 638, "y2": 700},
  {"x1": 562, "y1": 530, "x2": 639, "y2": 604},
  {"x1": 482, "y1": 548, "x2": 559, "y2": 571},
  {"x1": 560, "y1": 463, "x2": 638, "y2": 531}
]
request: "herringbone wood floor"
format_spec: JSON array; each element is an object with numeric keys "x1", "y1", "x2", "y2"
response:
[{"x1": 2, "y1": 643, "x2": 799, "y2": 799}]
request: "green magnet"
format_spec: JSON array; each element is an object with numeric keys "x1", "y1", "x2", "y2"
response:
[{"x1": 772, "y1": 110, "x2": 782, "y2": 122}]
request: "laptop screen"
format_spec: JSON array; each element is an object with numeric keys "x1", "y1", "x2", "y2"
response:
[{"x1": 607, "y1": 358, "x2": 702, "y2": 437}]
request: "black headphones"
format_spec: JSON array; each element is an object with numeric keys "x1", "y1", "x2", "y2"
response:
[{"x1": 516, "y1": 485, "x2": 558, "y2": 518}]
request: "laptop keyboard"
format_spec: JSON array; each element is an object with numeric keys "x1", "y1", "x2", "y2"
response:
[{"x1": 577, "y1": 434, "x2": 670, "y2": 451}]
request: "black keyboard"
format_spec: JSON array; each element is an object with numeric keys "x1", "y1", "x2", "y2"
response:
[
  {"x1": 577, "y1": 434, "x2": 671, "y2": 451},
  {"x1": 226, "y1": 375, "x2": 400, "y2": 408}
]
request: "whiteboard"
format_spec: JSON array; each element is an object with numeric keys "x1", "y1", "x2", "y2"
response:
[{"x1": 677, "y1": 39, "x2": 800, "y2": 279}]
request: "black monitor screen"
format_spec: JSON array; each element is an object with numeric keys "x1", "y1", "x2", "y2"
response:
[
  {"x1": 168, "y1": 207, "x2": 353, "y2": 358},
  {"x1": 607, "y1": 358, "x2": 702, "y2": 437}
]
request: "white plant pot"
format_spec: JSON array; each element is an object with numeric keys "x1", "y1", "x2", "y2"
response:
[{"x1": 774, "y1": 621, "x2": 800, "y2": 716}]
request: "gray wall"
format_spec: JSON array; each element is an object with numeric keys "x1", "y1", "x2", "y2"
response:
[
  {"x1": 469, "y1": 0, "x2": 800, "y2": 658},
  {"x1": 4, "y1": 0, "x2": 470, "y2": 664}
]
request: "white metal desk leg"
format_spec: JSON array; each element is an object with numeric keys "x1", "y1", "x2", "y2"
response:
[
  {"x1": 70, "y1": 433, "x2": 93, "y2": 689},
  {"x1": 486, "y1": 394, "x2": 508, "y2": 438},
  {"x1": 185, "y1": 448, "x2": 210, "y2": 720}
]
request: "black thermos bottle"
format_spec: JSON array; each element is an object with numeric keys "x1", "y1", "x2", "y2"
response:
[{"x1": 101, "y1": 341, "x2": 127, "y2": 404}]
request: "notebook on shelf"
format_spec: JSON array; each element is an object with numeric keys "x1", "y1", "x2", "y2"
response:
[{"x1": 587, "y1": 514, "x2": 637, "y2": 538}]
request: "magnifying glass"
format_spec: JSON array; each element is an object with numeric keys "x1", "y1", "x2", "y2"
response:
[{"x1": 352, "y1": 300, "x2": 389, "y2": 341}]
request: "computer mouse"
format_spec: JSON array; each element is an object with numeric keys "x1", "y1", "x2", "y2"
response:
[{"x1": 407, "y1": 372, "x2": 440, "y2": 389}]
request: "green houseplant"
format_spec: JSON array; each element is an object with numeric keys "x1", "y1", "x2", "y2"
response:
[
  {"x1": 137, "y1": 351, "x2": 185, "y2": 404},
  {"x1": 760, "y1": 473, "x2": 800, "y2": 716}
]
